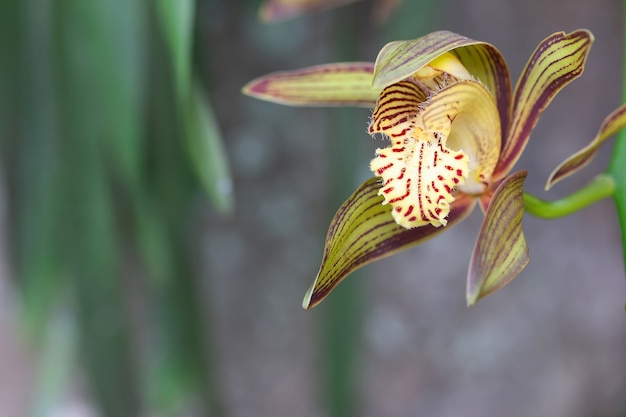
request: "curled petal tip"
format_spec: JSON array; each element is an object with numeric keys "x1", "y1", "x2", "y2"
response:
[{"x1": 302, "y1": 283, "x2": 314, "y2": 310}]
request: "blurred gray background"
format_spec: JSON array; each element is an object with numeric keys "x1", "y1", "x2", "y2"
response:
[{"x1": 1, "y1": 0, "x2": 625, "y2": 416}]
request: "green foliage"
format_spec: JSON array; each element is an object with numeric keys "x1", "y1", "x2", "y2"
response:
[{"x1": 2, "y1": 0, "x2": 230, "y2": 415}]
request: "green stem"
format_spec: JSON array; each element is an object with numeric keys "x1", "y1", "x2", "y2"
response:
[
  {"x1": 523, "y1": 174, "x2": 615, "y2": 219},
  {"x1": 606, "y1": 0, "x2": 626, "y2": 269},
  {"x1": 322, "y1": 8, "x2": 364, "y2": 417}
]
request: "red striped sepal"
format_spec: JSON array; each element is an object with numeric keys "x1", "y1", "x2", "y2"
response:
[
  {"x1": 302, "y1": 177, "x2": 476, "y2": 309},
  {"x1": 493, "y1": 30, "x2": 594, "y2": 180},
  {"x1": 467, "y1": 171, "x2": 529, "y2": 305},
  {"x1": 242, "y1": 62, "x2": 377, "y2": 107},
  {"x1": 546, "y1": 103, "x2": 626, "y2": 189}
]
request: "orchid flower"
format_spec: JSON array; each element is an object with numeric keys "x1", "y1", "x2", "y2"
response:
[
  {"x1": 259, "y1": 0, "x2": 402, "y2": 23},
  {"x1": 243, "y1": 30, "x2": 626, "y2": 309}
]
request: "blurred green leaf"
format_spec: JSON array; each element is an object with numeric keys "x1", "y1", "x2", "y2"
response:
[
  {"x1": 133, "y1": 193, "x2": 175, "y2": 285},
  {"x1": 16, "y1": 0, "x2": 66, "y2": 341},
  {"x1": 0, "y1": 0, "x2": 18, "y2": 140},
  {"x1": 29, "y1": 307, "x2": 77, "y2": 417},
  {"x1": 144, "y1": 59, "x2": 199, "y2": 413},
  {"x1": 155, "y1": 0, "x2": 233, "y2": 214},
  {"x1": 185, "y1": 81, "x2": 234, "y2": 213},
  {"x1": 65, "y1": 155, "x2": 139, "y2": 417},
  {"x1": 155, "y1": 0, "x2": 194, "y2": 103},
  {"x1": 54, "y1": 0, "x2": 144, "y2": 414},
  {"x1": 82, "y1": 0, "x2": 147, "y2": 186},
  {"x1": 141, "y1": 33, "x2": 225, "y2": 416},
  {"x1": 7, "y1": 0, "x2": 227, "y2": 415}
]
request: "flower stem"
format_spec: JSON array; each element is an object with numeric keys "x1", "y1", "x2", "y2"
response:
[
  {"x1": 523, "y1": 174, "x2": 615, "y2": 219},
  {"x1": 605, "y1": 0, "x2": 626, "y2": 269},
  {"x1": 323, "y1": 8, "x2": 364, "y2": 417}
]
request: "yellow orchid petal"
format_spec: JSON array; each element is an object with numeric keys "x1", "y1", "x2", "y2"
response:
[
  {"x1": 415, "y1": 52, "x2": 472, "y2": 81},
  {"x1": 421, "y1": 80, "x2": 501, "y2": 193},
  {"x1": 451, "y1": 46, "x2": 511, "y2": 140}
]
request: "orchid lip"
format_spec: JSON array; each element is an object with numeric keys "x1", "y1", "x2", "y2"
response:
[{"x1": 369, "y1": 77, "x2": 501, "y2": 229}]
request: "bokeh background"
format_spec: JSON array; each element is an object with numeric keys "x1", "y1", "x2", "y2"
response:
[{"x1": 1, "y1": 0, "x2": 625, "y2": 416}]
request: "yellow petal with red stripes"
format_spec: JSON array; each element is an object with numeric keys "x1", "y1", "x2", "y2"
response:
[{"x1": 368, "y1": 80, "x2": 429, "y2": 136}]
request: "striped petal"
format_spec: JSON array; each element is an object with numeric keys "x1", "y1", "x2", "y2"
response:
[
  {"x1": 259, "y1": 0, "x2": 361, "y2": 22},
  {"x1": 242, "y1": 62, "x2": 377, "y2": 107},
  {"x1": 466, "y1": 171, "x2": 529, "y2": 306},
  {"x1": 494, "y1": 30, "x2": 593, "y2": 179},
  {"x1": 303, "y1": 177, "x2": 476, "y2": 309},
  {"x1": 372, "y1": 31, "x2": 511, "y2": 139},
  {"x1": 368, "y1": 79, "x2": 428, "y2": 135},
  {"x1": 546, "y1": 104, "x2": 626, "y2": 189}
]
